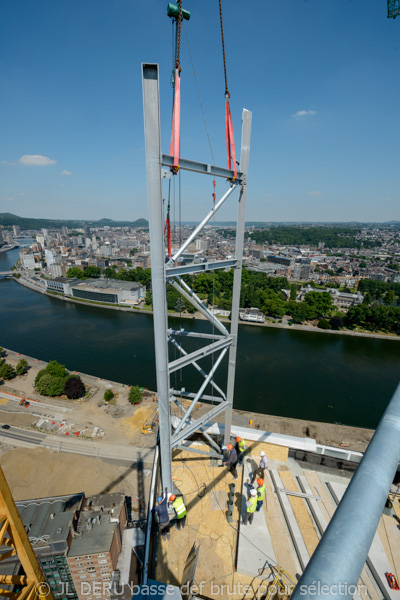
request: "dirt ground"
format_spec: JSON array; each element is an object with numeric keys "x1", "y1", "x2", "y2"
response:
[{"x1": 0, "y1": 446, "x2": 148, "y2": 510}]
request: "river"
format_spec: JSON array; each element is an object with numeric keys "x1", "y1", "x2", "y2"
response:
[{"x1": 1, "y1": 246, "x2": 399, "y2": 429}]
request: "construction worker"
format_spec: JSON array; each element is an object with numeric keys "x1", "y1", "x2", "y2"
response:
[
  {"x1": 256, "y1": 478, "x2": 266, "y2": 511},
  {"x1": 243, "y1": 489, "x2": 257, "y2": 525},
  {"x1": 152, "y1": 494, "x2": 170, "y2": 540},
  {"x1": 252, "y1": 450, "x2": 268, "y2": 483},
  {"x1": 169, "y1": 494, "x2": 187, "y2": 530},
  {"x1": 236, "y1": 436, "x2": 245, "y2": 465},
  {"x1": 223, "y1": 443, "x2": 238, "y2": 479}
]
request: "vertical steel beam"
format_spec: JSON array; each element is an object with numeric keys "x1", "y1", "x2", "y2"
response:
[
  {"x1": 290, "y1": 381, "x2": 400, "y2": 600},
  {"x1": 224, "y1": 109, "x2": 252, "y2": 446},
  {"x1": 142, "y1": 63, "x2": 172, "y2": 491}
]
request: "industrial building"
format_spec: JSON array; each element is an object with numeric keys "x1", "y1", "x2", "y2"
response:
[{"x1": 45, "y1": 278, "x2": 146, "y2": 306}]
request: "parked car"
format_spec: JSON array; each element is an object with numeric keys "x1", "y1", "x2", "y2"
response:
[{"x1": 1, "y1": 425, "x2": 11, "y2": 430}]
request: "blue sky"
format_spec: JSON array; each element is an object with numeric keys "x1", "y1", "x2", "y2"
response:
[{"x1": 1, "y1": 0, "x2": 399, "y2": 223}]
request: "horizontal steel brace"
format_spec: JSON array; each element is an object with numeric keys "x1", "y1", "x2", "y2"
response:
[
  {"x1": 166, "y1": 259, "x2": 237, "y2": 277},
  {"x1": 171, "y1": 402, "x2": 229, "y2": 448},
  {"x1": 162, "y1": 153, "x2": 243, "y2": 182},
  {"x1": 168, "y1": 329, "x2": 225, "y2": 340},
  {"x1": 170, "y1": 390, "x2": 225, "y2": 403},
  {"x1": 175, "y1": 445, "x2": 222, "y2": 459},
  {"x1": 168, "y1": 338, "x2": 232, "y2": 374}
]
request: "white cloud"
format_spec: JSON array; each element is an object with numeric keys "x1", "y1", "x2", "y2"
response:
[
  {"x1": 18, "y1": 154, "x2": 57, "y2": 166},
  {"x1": 308, "y1": 191, "x2": 322, "y2": 196},
  {"x1": 5, "y1": 197, "x2": 15, "y2": 202},
  {"x1": 293, "y1": 110, "x2": 316, "y2": 118},
  {"x1": 61, "y1": 170, "x2": 73, "y2": 176},
  {"x1": 2, "y1": 160, "x2": 16, "y2": 166}
]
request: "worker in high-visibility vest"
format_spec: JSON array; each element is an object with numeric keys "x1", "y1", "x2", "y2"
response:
[
  {"x1": 169, "y1": 494, "x2": 187, "y2": 529},
  {"x1": 236, "y1": 436, "x2": 245, "y2": 465},
  {"x1": 256, "y1": 478, "x2": 266, "y2": 511},
  {"x1": 243, "y1": 489, "x2": 257, "y2": 525}
]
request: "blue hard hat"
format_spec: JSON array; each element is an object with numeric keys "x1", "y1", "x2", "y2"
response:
[{"x1": 157, "y1": 496, "x2": 163, "y2": 503}]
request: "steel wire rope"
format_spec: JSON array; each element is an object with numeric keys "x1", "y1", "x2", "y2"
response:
[
  {"x1": 183, "y1": 22, "x2": 216, "y2": 166},
  {"x1": 219, "y1": 0, "x2": 230, "y2": 98}
]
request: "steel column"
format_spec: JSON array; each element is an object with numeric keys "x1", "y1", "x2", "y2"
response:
[
  {"x1": 291, "y1": 382, "x2": 400, "y2": 600},
  {"x1": 224, "y1": 109, "x2": 252, "y2": 446},
  {"x1": 142, "y1": 63, "x2": 172, "y2": 491}
]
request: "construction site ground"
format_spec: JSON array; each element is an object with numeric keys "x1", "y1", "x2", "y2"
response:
[
  {"x1": 0, "y1": 445, "x2": 152, "y2": 518},
  {"x1": 154, "y1": 439, "x2": 400, "y2": 600}
]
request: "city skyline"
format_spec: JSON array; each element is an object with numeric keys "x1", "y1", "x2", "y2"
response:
[{"x1": 1, "y1": 0, "x2": 400, "y2": 222}]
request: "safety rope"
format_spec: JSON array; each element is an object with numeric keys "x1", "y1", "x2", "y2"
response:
[{"x1": 219, "y1": 0, "x2": 237, "y2": 179}]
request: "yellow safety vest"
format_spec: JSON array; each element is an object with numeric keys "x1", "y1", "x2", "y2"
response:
[
  {"x1": 247, "y1": 496, "x2": 257, "y2": 513},
  {"x1": 238, "y1": 440, "x2": 245, "y2": 452},
  {"x1": 257, "y1": 484, "x2": 266, "y2": 501},
  {"x1": 173, "y1": 496, "x2": 187, "y2": 519}
]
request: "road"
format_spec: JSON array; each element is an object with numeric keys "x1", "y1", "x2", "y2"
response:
[{"x1": 0, "y1": 424, "x2": 155, "y2": 464}]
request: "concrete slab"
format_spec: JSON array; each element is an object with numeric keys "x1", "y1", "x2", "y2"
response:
[
  {"x1": 328, "y1": 481, "x2": 398, "y2": 600},
  {"x1": 269, "y1": 469, "x2": 310, "y2": 571},
  {"x1": 297, "y1": 475, "x2": 327, "y2": 536},
  {"x1": 236, "y1": 458, "x2": 277, "y2": 578}
]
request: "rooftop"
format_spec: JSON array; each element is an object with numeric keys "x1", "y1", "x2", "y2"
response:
[
  {"x1": 68, "y1": 492, "x2": 125, "y2": 557},
  {"x1": 15, "y1": 493, "x2": 84, "y2": 555}
]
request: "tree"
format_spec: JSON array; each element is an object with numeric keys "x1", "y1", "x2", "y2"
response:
[
  {"x1": 16, "y1": 359, "x2": 28, "y2": 376},
  {"x1": 317, "y1": 319, "x2": 331, "y2": 330},
  {"x1": 83, "y1": 266, "x2": 101, "y2": 278},
  {"x1": 304, "y1": 291, "x2": 333, "y2": 318},
  {"x1": 36, "y1": 373, "x2": 54, "y2": 396},
  {"x1": 175, "y1": 297, "x2": 186, "y2": 313},
  {"x1": 64, "y1": 376, "x2": 85, "y2": 399},
  {"x1": 384, "y1": 290, "x2": 395, "y2": 306},
  {"x1": 359, "y1": 261, "x2": 367, "y2": 269},
  {"x1": 0, "y1": 347, "x2": 3, "y2": 357},
  {"x1": 66, "y1": 267, "x2": 85, "y2": 279},
  {"x1": 49, "y1": 377, "x2": 66, "y2": 396},
  {"x1": 104, "y1": 389, "x2": 114, "y2": 402},
  {"x1": 290, "y1": 285, "x2": 297, "y2": 301},
  {"x1": 0, "y1": 363, "x2": 15, "y2": 380},
  {"x1": 35, "y1": 369, "x2": 47, "y2": 386},
  {"x1": 329, "y1": 315, "x2": 343, "y2": 330},
  {"x1": 46, "y1": 360, "x2": 68, "y2": 378},
  {"x1": 129, "y1": 385, "x2": 143, "y2": 405}
]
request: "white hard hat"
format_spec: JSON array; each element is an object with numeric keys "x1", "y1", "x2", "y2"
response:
[
  {"x1": 250, "y1": 489, "x2": 257, "y2": 496},
  {"x1": 260, "y1": 451, "x2": 266, "y2": 456}
]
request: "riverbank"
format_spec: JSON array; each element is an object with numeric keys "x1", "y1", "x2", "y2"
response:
[
  {"x1": 0, "y1": 244, "x2": 18, "y2": 253},
  {"x1": 0, "y1": 345, "x2": 375, "y2": 452},
  {"x1": 16, "y1": 274, "x2": 400, "y2": 342}
]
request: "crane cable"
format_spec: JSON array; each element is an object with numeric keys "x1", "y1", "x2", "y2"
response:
[
  {"x1": 219, "y1": 0, "x2": 237, "y2": 180},
  {"x1": 169, "y1": 0, "x2": 183, "y2": 173}
]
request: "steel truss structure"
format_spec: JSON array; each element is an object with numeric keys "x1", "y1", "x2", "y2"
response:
[{"x1": 142, "y1": 63, "x2": 252, "y2": 490}]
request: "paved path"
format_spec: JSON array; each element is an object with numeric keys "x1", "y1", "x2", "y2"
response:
[{"x1": 236, "y1": 457, "x2": 277, "y2": 578}]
